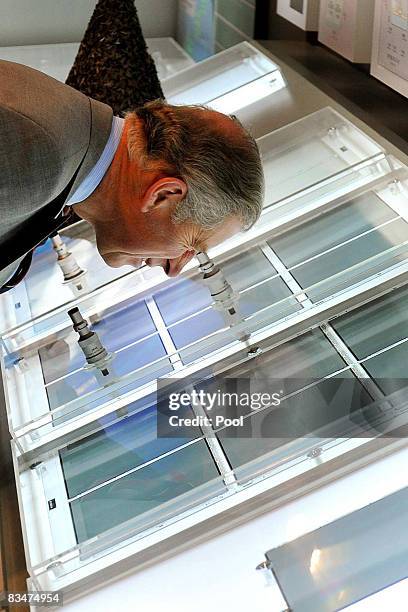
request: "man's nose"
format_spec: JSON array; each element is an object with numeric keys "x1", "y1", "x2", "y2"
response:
[
  {"x1": 167, "y1": 251, "x2": 196, "y2": 277},
  {"x1": 145, "y1": 252, "x2": 195, "y2": 277}
]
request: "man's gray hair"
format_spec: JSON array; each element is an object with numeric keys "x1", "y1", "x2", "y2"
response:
[{"x1": 126, "y1": 101, "x2": 264, "y2": 230}]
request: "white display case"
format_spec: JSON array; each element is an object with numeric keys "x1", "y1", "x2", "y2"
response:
[
  {"x1": 163, "y1": 41, "x2": 286, "y2": 114},
  {"x1": 318, "y1": 0, "x2": 375, "y2": 63},
  {"x1": 277, "y1": 0, "x2": 321, "y2": 30},
  {"x1": 0, "y1": 37, "x2": 194, "y2": 83},
  {"x1": 3, "y1": 31, "x2": 408, "y2": 597},
  {"x1": 3, "y1": 106, "x2": 408, "y2": 596}
]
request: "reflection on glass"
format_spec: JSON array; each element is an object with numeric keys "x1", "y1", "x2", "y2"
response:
[
  {"x1": 270, "y1": 194, "x2": 408, "y2": 293},
  {"x1": 209, "y1": 72, "x2": 286, "y2": 114},
  {"x1": 165, "y1": 44, "x2": 277, "y2": 106},
  {"x1": 271, "y1": 193, "x2": 397, "y2": 268},
  {"x1": 258, "y1": 108, "x2": 383, "y2": 209},
  {"x1": 216, "y1": 329, "x2": 349, "y2": 469},
  {"x1": 265, "y1": 486, "x2": 408, "y2": 612},
  {"x1": 155, "y1": 247, "x2": 290, "y2": 359},
  {"x1": 40, "y1": 300, "x2": 157, "y2": 384},
  {"x1": 60, "y1": 402, "x2": 200, "y2": 498},
  {"x1": 69, "y1": 440, "x2": 219, "y2": 542},
  {"x1": 155, "y1": 248, "x2": 276, "y2": 326},
  {"x1": 46, "y1": 335, "x2": 168, "y2": 410}
]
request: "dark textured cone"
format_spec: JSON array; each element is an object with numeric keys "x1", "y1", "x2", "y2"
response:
[{"x1": 66, "y1": 0, "x2": 164, "y2": 115}]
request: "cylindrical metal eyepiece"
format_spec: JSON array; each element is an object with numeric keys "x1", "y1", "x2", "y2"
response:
[
  {"x1": 52, "y1": 233, "x2": 86, "y2": 282},
  {"x1": 68, "y1": 307, "x2": 110, "y2": 369}
]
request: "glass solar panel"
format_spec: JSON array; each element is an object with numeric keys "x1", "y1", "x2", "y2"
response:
[
  {"x1": 331, "y1": 284, "x2": 408, "y2": 359},
  {"x1": 265, "y1": 486, "x2": 408, "y2": 612},
  {"x1": 5, "y1": 164, "x2": 408, "y2": 442},
  {"x1": 4, "y1": 102, "x2": 408, "y2": 594}
]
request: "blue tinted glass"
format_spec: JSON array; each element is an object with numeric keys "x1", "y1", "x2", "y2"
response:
[
  {"x1": 46, "y1": 335, "x2": 168, "y2": 409},
  {"x1": 60, "y1": 401, "x2": 200, "y2": 498},
  {"x1": 40, "y1": 300, "x2": 157, "y2": 384},
  {"x1": 70, "y1": 440, "x2": 219, "y2": 542},
  {"x1": 155, "y1": 278, "x2": 212, "y2": 326},
  {"x1": 332, "y1": 285, "x2": 408, "y2": 359},
  {"x1": 271, "y1": 193, "x2": 397, "y2": 268}
]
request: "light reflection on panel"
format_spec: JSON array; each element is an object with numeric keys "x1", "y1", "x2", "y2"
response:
[
  {"x1": 259, "y1": 108, "x2": 383, "y2": 208},
  {"x1": 154, "y1": 248, "x2": 277, "y2": 326},
  {"x1": 69, "y1": 440, "x2": 219, "y2": 542},
  {"x1": 265, "y1": 486, "x2": 408, "y2": 612},
  {"x1": 46, "y1": 335, "x2": 169, "y2": 410},
  {"x1": 263, "y1": 139, "x2": 344, "y2": 206},
  {"x1": 40, "y1": 300, "x2": 157, "y2": 385},
  {"x1": 167, "y1": 276, "x2": 296, "y2": 350}
]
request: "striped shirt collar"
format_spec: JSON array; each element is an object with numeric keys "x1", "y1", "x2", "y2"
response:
[{"x1": 67, "y1": 115, "x2": 124, "y2": 205}]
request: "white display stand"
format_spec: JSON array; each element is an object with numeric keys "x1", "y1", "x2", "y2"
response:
[
  {"x1": 371, "y1": 0, "x2": 408, "y2": 97},
  {"x1": 318, "y1": 0, "x2": 375, "y2": 63},
  {"x1": 277, "y1": 0, "x2": 320, "y2": 31},
  {"x1": 0, "y1": 38, "x2": 194, "y2": 83}
]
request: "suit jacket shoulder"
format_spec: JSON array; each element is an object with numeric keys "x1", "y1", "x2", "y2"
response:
[{"x1": 0, "y1": 59, "x2": 113, "y2": 242}]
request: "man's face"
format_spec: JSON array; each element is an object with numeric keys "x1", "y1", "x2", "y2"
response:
[
  {"x1": 83, "y1": 107, "x2": 246, "y2": 277},
  {"x1": 97, "y1": 205, "x2": 242, "y2": 277}
]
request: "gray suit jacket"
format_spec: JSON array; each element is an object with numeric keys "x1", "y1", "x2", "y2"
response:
[{"x1": 0, "y1": 60, "x2": 113, "y2": 287}]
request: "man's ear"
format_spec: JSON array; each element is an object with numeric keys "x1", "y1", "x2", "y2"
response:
[{"x1": 141, "y1": 177, "x2": 187, "y2": 213}]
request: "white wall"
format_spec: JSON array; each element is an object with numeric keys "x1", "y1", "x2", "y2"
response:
[
  {"x1": 61, "y1": 447, "x2": 408, "y2": 612},
  {"x1": 0, "y1": 0, "x2": 177, "y2": 46}
]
